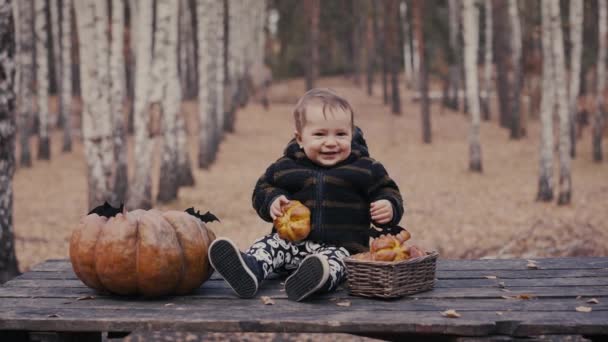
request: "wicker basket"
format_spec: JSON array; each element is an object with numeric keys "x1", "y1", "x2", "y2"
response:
[{"x1": 344, "y1": 251, "x2": 438, "y2": 299}]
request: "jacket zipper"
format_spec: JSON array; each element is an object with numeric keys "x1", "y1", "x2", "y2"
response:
[{"x1": 315, "y1": 170, "x2": 324, "y2": 240}]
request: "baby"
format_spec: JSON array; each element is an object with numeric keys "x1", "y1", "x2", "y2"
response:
[{"x1": 209, "y1": 88, "x2": 404, "y2": 301}]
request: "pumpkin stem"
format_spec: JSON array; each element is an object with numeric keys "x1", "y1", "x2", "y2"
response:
[
  {"x1": 185, "y1": 208, "x2": 220, "y2": 223},
  {"x1": 88, "y1": 202, "x2": 124, "y2": 218}
]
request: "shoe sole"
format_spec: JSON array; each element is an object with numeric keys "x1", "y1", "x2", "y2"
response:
[
  {"x1": 208, "y1": 239, "x2": 258, "y2": 298},
  {"x1": 285, "y1": 255, "x2": 329, "y2": 302}
]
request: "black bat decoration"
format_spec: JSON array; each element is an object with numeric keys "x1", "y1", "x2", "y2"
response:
[
  {"x1": 185, "y1": 207, "x2": 220, "y2": 223},
  {"x1": 88, "y1": 201, "x2": 124, "y2": 218}
]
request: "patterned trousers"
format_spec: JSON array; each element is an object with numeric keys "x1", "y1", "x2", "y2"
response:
[{"x1": 245, "y1": 233, "x2": 351, "y2": 292}]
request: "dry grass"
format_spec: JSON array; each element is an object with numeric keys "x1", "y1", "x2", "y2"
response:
[{"x1": 13, "y1": 76, "x2": 608, "y2": 273}]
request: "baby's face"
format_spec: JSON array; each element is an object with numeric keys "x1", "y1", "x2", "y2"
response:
[{"x1": 295, "y1": 104, "x2": 352, "y2": 167}]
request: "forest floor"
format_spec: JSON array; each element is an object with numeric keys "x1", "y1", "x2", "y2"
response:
[{"x1": 11, "y1": 76, "x2": 607, "y2": 341}]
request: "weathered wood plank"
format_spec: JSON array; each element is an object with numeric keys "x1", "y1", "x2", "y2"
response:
[
  {"x1": 0, "y1": 296, "x2": 606, "y2": 313},
  {"x1": 0, "y1": 307, "x2": 606, "y2": 336},
  {"x1": 2, "y1": 284, "x2": 607, "y2": 300},
  {"x1": 28, "y1": 257, "x2": 608, "y2": 273},
  {"x1": 8, "y1": 276, "x2": 608, "y2": 290}
]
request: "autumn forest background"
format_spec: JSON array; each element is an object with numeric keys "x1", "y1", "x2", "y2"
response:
[{"x1": 1, "y1": 0, "x2": 608, "y2": 284}]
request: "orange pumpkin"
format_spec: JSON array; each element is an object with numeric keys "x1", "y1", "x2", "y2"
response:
[
  {"x1": 273, "y1": 200, "x2": 311, "y2": 242},
  {"x1": 69, "y1": 203, "x2": 216, "y2": 297}
]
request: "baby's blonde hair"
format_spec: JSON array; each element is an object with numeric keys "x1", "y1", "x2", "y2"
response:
[{"x1": 293, "y1": 88, "x2": 354, "y2": 132}]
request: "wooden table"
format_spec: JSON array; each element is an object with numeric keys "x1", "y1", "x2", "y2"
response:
[{"x1": 1, "y1": 257, "x2": 607, "y2": 341}]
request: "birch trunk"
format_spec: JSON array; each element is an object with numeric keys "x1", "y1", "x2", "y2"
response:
[
  {"x1": 197, "y1": 0, "x2": 214, "y2": 169},
  {"x1": 413, "y1": 0, "x2": 430, "y2": 143},
  {"x1": 0, "y1": 0, "x2": 20, "y2": 283},
  {"x1": 400, "y1": 0, "x2": 413, "y2": 89},
  {"x1": 509, "y1": 0, "x2": 523, "y2": 139},
  {"x1": 537, "y1": 0, "x2": 554, "y2": 202},
  {"x1": 155, "y1": 0, "x2": 180, "y2": 203},
  {"x1": 215, "y1": 0, "x2": 225, "y2": 143},
  {"x1": 593, "y1": 0, "x2": 606, "y2": 162},
  {"x1": 60, "y1": 0, "x2": 72, "y2": 152},
  {"x1": 15, "y1": 0, "x2": 34, "y2": 166},
  {"x1": 111, "y1": 0, "x2": 127, "y2": 205},
  {"x1": 75, "y1": 0, "x2": 114, "y2": 210},
  {"x1": 463, "y1": 0, "x2": 482, "y2": 172},
  {"x1": 128, "y1": 0, "x2": 154, "y2": 209},
  {"x1": 493, "y1": 0, "x2": 511, "y2": 128},
  {"x1": 49, "y1": 0, "x2": 60, "y2": 116},
  {"x1": 482, "y1": 0, "x2": 493, "y2": 121},
  {"x1": 176, "y1": 0, "x2": 194, "y2": 187},
  {"x1": 386, "y1": 0, "x2": 400, "y2": 115},
  {"x1": 447, "y1": 0, "x2": 461, "y2": 110},
  {"x1": 550, "y1": 0, "x2": 571, "y2": 205},
  {"x1": 34, "y1": 0, "x2": 50, "y2": 159},
  {"x1": 569, "y1": 0, "x2": 583, "y2": 158}
]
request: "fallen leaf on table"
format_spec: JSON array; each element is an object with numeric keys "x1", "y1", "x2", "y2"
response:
[
  {"x1": 441, "y1": 309, "x2": 461, "y2": 318},
  {"x1": 484, "y1": 275, "x2": 497, "y2": 279},
  {"x1": 586, "y1": 298, "x2": 599, "y2": 304},
  {"x1": 576, "y1": 306, "x2": 592, "y2": 313},
  {"x1": 76, "y1": 295, "x2": 95, "y2": 301},
  {"x1": 496, "y1": 311, "x2": 503, "y2": 316},
  {"x1": 498, "y1": 281, "x2": 506, "y2": 288},
  {"x1": 260, "y1": 296, "x2": 275, "y2": 305},
  {"x1": 335, "y1": 300, "x2": 352, "y2": 307},
  {"x1": 526, "y1": 261, "x2": 539, "y2": 269},
  {"x1": 164, "y1": 303, "x2": 175, "y2": 307},
  {"x1": 514, "y1": 294, "x2": 536, "y2": 300},
  {"x1": 501, "y1": 295, "x2": 513, "y2": 300}
]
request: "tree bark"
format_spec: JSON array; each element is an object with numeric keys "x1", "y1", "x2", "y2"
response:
[
  {"x1": 463, "y1": 0, "x2": 482, "y2": 172},
  {"x1": 593, "y1": 0, "x2": 606, "y2": 162},
  {"x1": 15, "y1": 0, "x2": 34, "y2": 166},
  {"x1": 447, "y1": 0, "x2": 461, "y2": 111},
  {"x1": 413, "y1": 0, "x2": 430, "y2": 143},
  {"x1": 0, "y1": 0, "x2": 21, "y2": 283},
  {"x1": 35, "y1": 0, "x2": 50, "y2": 159},
  {"x1": 60, "y1": 0, "x2": 72, "y2": 152},
  {"x1": 128, "y1": 0, "x2": 154, "y2": 209},
  {"x1": 493, "y1": 0, "x2": 511, "y2": 129},
  {"x1": 568, "y1": 0, "x2": 583, "y2": 158},
  {"x1": 482, "y1": 0, "x2": 492, "y2": 121},
  {"x1": 155, "y1": 0, "x2": 181, "y2": 203},
  {"x1": 509, "y1": 0, "x2": 523, "y2": 139},
  {"x1": 197, "y1": 0, "x2": 214, "y2": 169},
  {"x1": 378, "y1": 2, "x2": 388, "y2": 105},
  {"x1": 304, "y1": 0, "x2": 319, "y2": 90},
  {"x1": 111, "y1": 0, "x2": 127, "y2": 205},
  {"x1": 536, "y1": 0, "x2": 554, "y2": 202},
  {"x1": 550, "y1": 0, "x2": 571, "y2": 205},
  {"x1": 386, "y1": 0, "x2": 401, "y2": 115},
  {"x1": 400, "y1": 0, "x2": 413, "y2": 89},
  {"x1": 367, "y1": 1, "x2": 377, "y2": 96}
]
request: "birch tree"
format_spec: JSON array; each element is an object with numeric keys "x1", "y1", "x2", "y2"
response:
[
  {"x1": 463, "y1": 0, "x2": 482, "y2": 172},
  {"x1": 568, "y1": 0, "x2": 583, "y2": 158},
  {"x1": 447, "y1": 0, "x2": 461, "y2": 110},
  {"x1": 400, "y1": 0, "x2": 413, "y2": 89},
  {"x1": 128, "y1": 0, "x2": 154, "y2": 209},
  {"x1": 0, "y1": 0, "x2": 20, "y2": 283},
  {"x1": 537, "y1": 0, "x2": 554, "y2": 202},
  {"x1": 197, "y1": 0, "x2": 215, "y2": 169},
  {"x1": 14, "y1": 0, "x2": 34, "y2": 166},
  {"x1": 111, "y1": 0, "x2": 128, "y2": 204},
  {"x1": 60, "y1": 0, "x2": 72, "y2": 152},
  {"x1": 550, "y1": 0, "x2": 571, "y2": 205},
  {"x1": 155, "y1": 0, "x2": 181, "y2": 203},
  {"x1": 482, "y1": 0, "x2": 492, "y2": 121},
  {"x1": 508, "y1": 0, "x2": 523, "y2": 139},
  {"x1": 413, "y1": 0, "x2": 430, "y2": 143},
  {"x1": 34, "y1": 0, "x2": 50, "y2": 159},
  {"x1": 593, "y1": 0, "x2": 606, "y2": 162},
  {"x1": 49, "y1": 0, "x2": 60, "y2": 119},
  {"x1": 75, "y1": 0, "x2": 115, "y2": 209}
]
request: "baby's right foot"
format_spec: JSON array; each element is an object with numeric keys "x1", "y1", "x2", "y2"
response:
[{"x1": 208, "y1": 238, "x2": 260, "y2": 298}]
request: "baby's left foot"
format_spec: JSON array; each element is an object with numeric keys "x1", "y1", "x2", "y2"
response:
[{"x1": 285, "y1": 254, "x2": 329, "y2": 301}]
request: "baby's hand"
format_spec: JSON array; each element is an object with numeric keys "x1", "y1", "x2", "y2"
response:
[
  {"x1": 270, "y1": 195, "x2": 290, "y2": 220},
  {"x1": 370, "y1": 199, "x2": 393, "y2": 225}
]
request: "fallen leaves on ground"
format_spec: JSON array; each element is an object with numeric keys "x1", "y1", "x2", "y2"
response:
[
  {"x1": 586, "y1": 298, "x2": 599, "y2": 304},
  {"x1": 260, "y1": 296, "x2": 275, "y2": 305},
  {"x1": 441, "y1": 309, "x2": 461, "y2": 318},
  {"x1": 576, "y1": 306, "x2": 592, "y2": 313}
]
